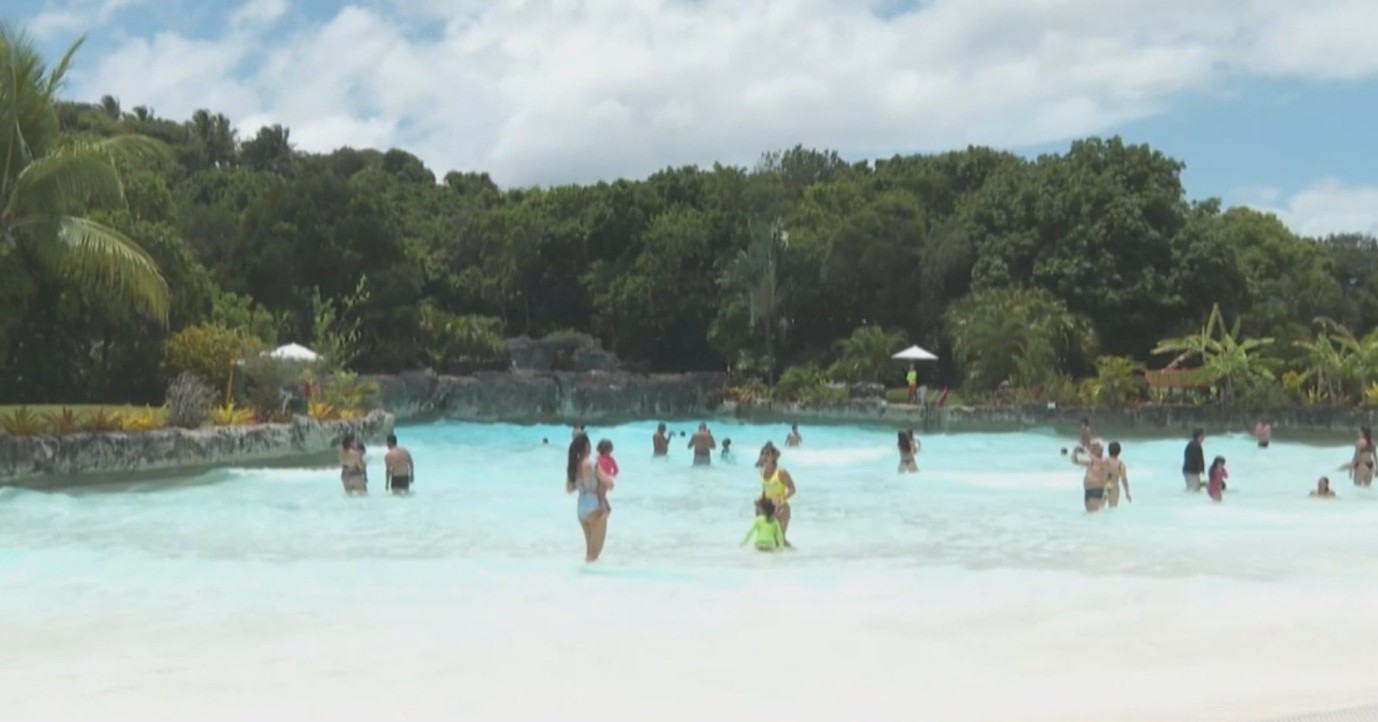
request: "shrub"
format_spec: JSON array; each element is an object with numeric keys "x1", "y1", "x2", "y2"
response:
[
  {"x1": 41, "y1": 407, "x2": 84, "y2": 435},
  {"x1": 831, "y1": 325, "x2": 906, "y2": 383},
  {"x1": 241, "y1": 355, "x2": 305, "y2": 416},
  {"x1": 318, "y1": 371, "x2": 380, "y2": 413},
  {"x1": 165, "y1": 323, "x2": 262, "y2": 388},
  {"x1": 211, "y1": 403, "x2": 256, "y2": 426},
  {"x1": 117, "y1": 406, "x2": 163, "y2": 432},
  {"x1": 418, "y1": 305, "x2": 508, "y2": 372},
  {"x1": 166, "y1": 372, "x2": 214, "y2": 429},
  {"x1": 727, "y1": 378, "x2": 772, "y2": 403},
  {"x1": 82, "y1": 409, "x2": 122, "y2": 432},
  {"x1": 1, "y1": 407, "x2": 47, "y2": 436},
  {"x1": 774, "y1": 364, "x2": 846, "y2": 403},
  {"x1": 308, "y1": 400, "x2": 340, "y2": 421}
]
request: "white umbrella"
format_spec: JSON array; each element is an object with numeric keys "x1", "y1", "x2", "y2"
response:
[
  {"x1": 892, "y1": 344, "x2": 939, "y2": 361},
  {"x1": 266, "y1": 343, "x2": 321, "y2": 362}
]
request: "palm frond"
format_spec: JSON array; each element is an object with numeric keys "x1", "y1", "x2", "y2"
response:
[
  {"x1": 37, "y1": 215, "x2": 169, "y2": 322},
  {"x1": 9, "y1": 141, "x2": 128, "y2": 217}
]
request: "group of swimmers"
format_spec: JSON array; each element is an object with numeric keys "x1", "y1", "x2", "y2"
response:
[
  {"x1": 1067, "y1": 418, "x2": 1376, "y2": 512},
  {"x1": 337, "y1": 433, "x2": 415, "y2": 495},
  {"x1": 563, "y1": 423, "x2": 800, "y2": 561}
]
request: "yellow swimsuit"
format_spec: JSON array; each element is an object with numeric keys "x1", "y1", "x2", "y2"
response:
[{"x1": 762, "y1": 469, "x2": 789, "y2": 507}]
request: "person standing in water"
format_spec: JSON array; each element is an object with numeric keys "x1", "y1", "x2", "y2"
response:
[
  {"x1": 1103, "y1": 441, "x2": 1131, "y2": 508},
  {"x1": 1071, "y1": 440, "x2": 1107, "y2": 512},
  {"x1": 688, "y1": 423, "x2": 716, "y2": 466},
  {"x1": 1182, "y1": 428, "x2": 1206, "y2": 492},
  {"x1": 742, "y1": 497, "x2": 785, "y2": 552},
  {"x1": 1207, "y1": 456, "x2": 1228, "y2": 502},
  {"x1": 1341, "y1": 425, "x2": 1375, "y2": 487},
  {"x1": 785, "y1": 424, "x2": 802, "y2": 447},
  {"x1": 1310, "y1": 477, "x2": 1337, "y2": 498},
  {"x1": 339, "y1": 434, "x2": 367, "y2": 495},
  {"x1": 652, "y1": 423, "x2": 671, "y2": 457},
  {"x1": 757, "y1": 442, "x2": 797, "y2": 547},
  {"x1": 1254, "y1": 419, "x2": 1272, "y2": 449},
  {"x1": 721, "y1": 438, "x2": 736, "y2": 464},
  {"x1": 383, "y1": 433, "x2": 415, "y2": 495},
  {"x1": 1077, "y1": 419, "x2": 1092, "y2": 453},
  {"x1": 566, "y1": 433, "x2": 614, "y2": 563},
  {"x1": 897, "y1": 430, "x2": 918, "y2": 474}
]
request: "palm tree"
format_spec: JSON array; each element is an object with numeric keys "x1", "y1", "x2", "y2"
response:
[
  {"x1": 1314, "y1": 317, "x2": 1378, "y2": 398},
  {"x1": 832, "y1": 324, "x2": 905, "y2": 382},
  {"x1": 720, "y1": 217, "x2": 787, "y2": 384},
  {"x1": 1293, "y1": 325, "x2": 1348, "y2": 403},
  {"x1": 0, "y1": 23, "x2": 169, "y2": 322},
  {"x1": 1153, "y1": 304, "x2": 1274, "y2": 403}
]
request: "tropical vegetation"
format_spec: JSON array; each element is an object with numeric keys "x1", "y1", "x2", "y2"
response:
[{"x1": 4, "y1": 21, "x2": 1378, "y2": 419}]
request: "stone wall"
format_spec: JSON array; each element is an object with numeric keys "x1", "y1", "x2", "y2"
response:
[
  {"x1": 505, "y1": 333, "x2": 622, "y2": 373},
  {"x1": 0, "y1": 411, "x2": 394, "y2": 485},
  {"x1": 726, "y1": 401, "x2": 1375, "y2": 438},
  {"x1": 368, "y1": 369, "x2": 724, "y2": 423}
]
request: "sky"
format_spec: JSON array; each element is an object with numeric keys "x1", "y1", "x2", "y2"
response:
[{"x1": 7, "y1": 0, "x2": 1378, "y2": 237}]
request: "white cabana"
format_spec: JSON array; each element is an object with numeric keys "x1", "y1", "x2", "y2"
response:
[
  {"x1": 266, "y1": 343, "x2": 322, "y2": 362},
  {"x1": 892, "y1": 344, "x2": 939, "y2": 361}
]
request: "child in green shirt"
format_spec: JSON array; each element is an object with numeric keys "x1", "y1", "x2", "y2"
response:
[{"x1": 742, "y1": 497, "x2": 785, "y2": 552}]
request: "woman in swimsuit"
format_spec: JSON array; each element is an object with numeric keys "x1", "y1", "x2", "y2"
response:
[
  {"x1": 757, "y1": 442, "x2": 797, "y2": 547},
  {"x1": 1342, "y1": 426, "x2": 1375, "y2": 487},
  {"x1": 1070, "y1": 440, "x2": 1105, "y2": 512},
  {"x1": 897, "y1": 431, "x2": 918, "y2": 474},
  {"x1": 339, "y1": 434, "x2": 367, "y2": 495},
  {"x1": 567, "y1": 433, "x2": 614, "y2": 563}
]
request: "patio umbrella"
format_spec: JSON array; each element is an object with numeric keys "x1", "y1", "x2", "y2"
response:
[
  {"x1": 266, "y1": 343, "x2": 322, "y2": 362},
  {"x1": 891, "y1": 345, "x2": 939, "y2": 361}
]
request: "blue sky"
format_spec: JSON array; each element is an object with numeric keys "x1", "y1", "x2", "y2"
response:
[{"x1": 8, "y1": 0, "x2": 1378, "y2": 236}]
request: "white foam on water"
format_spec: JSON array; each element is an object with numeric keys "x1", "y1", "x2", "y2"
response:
[{"x1": 2, "y1": 422, "x2": 1377, "y2": 721}]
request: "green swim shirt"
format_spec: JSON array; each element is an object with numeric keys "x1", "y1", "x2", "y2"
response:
[{"x1": 742, "y1": 515, "x2": 784, "y2": 550}]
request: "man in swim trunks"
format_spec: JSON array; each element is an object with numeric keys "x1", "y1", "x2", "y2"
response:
[
  {"x1": 1254, "y1": 419, "x2": 1271, "y2": 449},
  {"x1": 384, "y1": 433, "x2": 414, "y2": 495},
  {"x1": 1071, "y1": 440, "x2": 1106, "y2": 512},
  {"x1": 652, "y1": 423, "x2": 670, "y2": 457},
  {"x1": 688, "y1": 423, "x2": 716, "y2": 466}
]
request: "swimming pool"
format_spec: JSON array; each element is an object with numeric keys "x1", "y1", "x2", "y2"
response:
[{"x1": 3, "y1": 420, "x2": 1377, "y2": 721}]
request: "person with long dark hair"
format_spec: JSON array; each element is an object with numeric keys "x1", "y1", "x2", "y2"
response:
[
  {"x1": 339, "y1": 433, "x2": 367, "y2": 495},
  {"x1": 1341, "y1": 425, "x2": 1375, "y2": 487},
  {"x1": 897, "y1": 431, "x2": 918, "y2": 474},
  {"x1": 757, "y1": 442, "x2": 797, "y2": 547},
  {"x1": 566, "y1": 433, "x2": 614, "y2": 562}
]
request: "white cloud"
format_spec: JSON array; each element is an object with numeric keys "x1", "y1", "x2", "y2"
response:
[
  {"x1": 1245, "y1": 181, "x2": 1378, "y2": 238},
  {"x1": 26, "y1": 0, "x2": 148, "y2": 40},
  {"x1": 229, "y1": 0, "x2": 287, "y2": 29},
  {"x1": 39, "y1": 0, "x2": 1378, "y2": 196}
]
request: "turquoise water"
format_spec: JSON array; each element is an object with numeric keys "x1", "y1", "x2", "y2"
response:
[{"x1": 3, "y1": 420, "x2": 1378, "y2": 721}]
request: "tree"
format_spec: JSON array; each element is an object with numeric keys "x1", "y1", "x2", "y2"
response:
[
  {"x1": 0, "y1": 23, "x2": 169, "y2": 322},
  {"x1": 831, "y1": 325, "x2": 906, "y2": 383},
  {"x1": 944, "y1": 287, "x2": 1097, "y2": 389},
  {"x1": 1152, "y1": 304, "x2": 1275, "y2": 404},
  {"x1": 720, "y1": 217, "x2": 788, "y2": 383}
]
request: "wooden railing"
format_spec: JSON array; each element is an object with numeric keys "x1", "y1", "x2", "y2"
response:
[{"x1": 1144, "y1": 369, "x2": 1206, "y2": 389}]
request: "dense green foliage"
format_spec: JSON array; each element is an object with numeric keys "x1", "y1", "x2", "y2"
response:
[{"x1": 4, "y1": 24, "x2": 1378, "y2": 408}]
